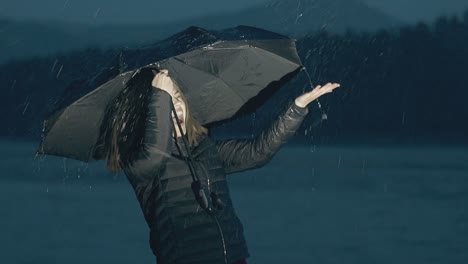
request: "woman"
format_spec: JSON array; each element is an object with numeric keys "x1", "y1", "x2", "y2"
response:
[{"x1": 105, "y1": 68, "x2": 339, "y2": 264}]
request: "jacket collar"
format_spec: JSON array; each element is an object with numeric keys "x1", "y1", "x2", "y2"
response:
[{"x1": 171, "y1": 134, "x2": 212, "y2": 160}]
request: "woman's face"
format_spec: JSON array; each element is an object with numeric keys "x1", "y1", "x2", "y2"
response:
[
  {"x1": 172, "y1": 90, "x2": 186, "y2": 126},
  {"x1": 152, "y1": 70, "x2": 188, "y2": 136}
]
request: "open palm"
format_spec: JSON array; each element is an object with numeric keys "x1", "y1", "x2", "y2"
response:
[{"x1": 294, "y1": 82, "x2": 341, "y2": 108}]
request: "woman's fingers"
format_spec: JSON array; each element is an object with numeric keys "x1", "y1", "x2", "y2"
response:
[
  {"x1": 324, "y1": 83, "x2": 340, "y2": 93},
  {"x1": 329, "y1": 83, "x2": 341, "y2": 93},
  {"x1": 295, "y1": 81, "x2": 341, "y2": 107},
  {"x1": 307, "y1": 82, "x2": 340, "y2": 99},
  {"x1": 153, "y1": 70, "x2": 171, "y2": 82},
  {"x1": 152, "y1": 69, "x2": 169, "y2": 77},
  {"x1": 321, "y1": 83, "x2": 339, "y2": 89},
  {"x1": 313, "y1": 83, "x2": 340, "y2": 93},
  {"x1": 152, "y1": 69, "x2": 176, "y2": 96}
]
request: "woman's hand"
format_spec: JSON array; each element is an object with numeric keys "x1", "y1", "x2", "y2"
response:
[
  {"x1": 152, "y1": 69, "x2": 176, "y2": 96},
  {"x1": 152, "y1": 69, "x2": 187, "y2": 137},
  {"x1": 294, "y1": 82, "x2": 340, "y2": 108}
]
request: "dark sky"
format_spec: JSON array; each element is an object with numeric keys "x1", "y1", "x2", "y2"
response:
[{"x1": 0, "y1": 0, "x2": 467, "y2": 24}]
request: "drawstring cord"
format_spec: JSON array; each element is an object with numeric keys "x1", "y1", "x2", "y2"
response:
[
  {"x1": 169, "y1": 97, "x2": 228, "y2": 264},
  {"x1": 169, "y1": 99, "x2": 199, "y2": 182},
  {"x1": 169, "y1": 99, "x2": 223, "y2": 212}
]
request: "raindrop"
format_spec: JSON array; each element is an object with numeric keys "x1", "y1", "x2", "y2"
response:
[
  {"x1": 361, "y1": 158, "x2": 367, "y2": 173},
  {"x1": 337, "y1": 155, "x2": 341, "y2": 168},
  {"x1": 321, "y1": 113, "x2": 328, "y2": 120},
  {"x1": 295, "y1": 13, "x2": 303, "y2": 24},
  {"x1": 9, "y1": 80, "x2": 17, "y2": 92},
  {"x1": 250, "y1": 112, "x2": 256, "y2": 139},
  {"x1": 46, "y1": 187, "x2": 49, "y2": 193},
  {"x1": 34, "y1": 158, "x2": 42, "y2": 172},
  {"x1": 56, "y1": 65, "x2": 64, "y2": 79},
  {"x1": 295, "y1": 0, "x2": 302, "y2": 13},
  {"x1": 94, "y1": 8, "x2": 101, "y2": 19},
  {"x1": 22, "y1": 101, "x2": 30, "y2": 115},
  {"x1": 62, "y1": 157, "x2": 67, "y2": 173},
  {"x1": 51, "y1": 59, "x2": 58, "y2": 73},
  {"x1": 401, "y1": 112, "x2": 406, "y2": 125},
  {"x1": 309, "y1": 145, "x2": 316, "y2": 152}
]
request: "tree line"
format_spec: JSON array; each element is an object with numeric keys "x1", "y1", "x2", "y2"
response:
[{"x1": 1, "y1": 11, "x2": 467, "y2": 145}]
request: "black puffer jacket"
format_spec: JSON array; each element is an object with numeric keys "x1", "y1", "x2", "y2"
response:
[{"x1": 123, "y1": 88, "x2": 309, "y2": 264}]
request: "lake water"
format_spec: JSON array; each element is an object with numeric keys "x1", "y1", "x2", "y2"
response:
[{"x1": 1, "y1": 140, "x2": 467, "y2": 264}]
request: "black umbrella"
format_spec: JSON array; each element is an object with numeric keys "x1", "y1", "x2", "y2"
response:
[
  {"x1": 36, "y1": 26, "x2": 307, "y2": 162},
  {"x1": 151, "y1": 38, "x2": 303, "y2": 124}
]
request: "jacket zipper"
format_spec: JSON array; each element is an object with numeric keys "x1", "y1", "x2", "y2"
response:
[
  {"x1": 177, "y1": 137, "x2": 228, "y2": 263},
  {"x1": 213, "y1": 215, "x2": 228, "y2": 264},
  {"x1": 200, "y1": 164, "x2": 228, "y2": 264}
]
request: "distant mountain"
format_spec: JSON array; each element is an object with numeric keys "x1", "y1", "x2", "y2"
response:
[
  {"x1": 0, "y1": 26, "x2": 301, "y2": 139},
  {"x1": 0, "y1": 0, "x2": 398, "y2": 64},
  {"x1": 2, "y1": 14, "x2": 468, "y2": 144},
  {"x1": 0, "y1": 18, "x2": 171, "y2": 64},
  {"x1": 185, "y1": 0, "x2": 398, "y2": 36}
]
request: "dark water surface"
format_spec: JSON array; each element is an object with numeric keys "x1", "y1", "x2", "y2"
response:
[{"x1": 1, "y1": 140, "x2": 467, "y2": 264}]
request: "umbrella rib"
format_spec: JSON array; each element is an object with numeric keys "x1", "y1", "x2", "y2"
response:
[
  {"x1": 213, "y1": 73, "x2": 245, "y2": 103},
  {"x1": 170, "y1": 57, "x2": 246, "y2": 102},
  {"x1": 177, "y1": 48, "x2": 300, "y2": 101},
  {"x1": 252, "y1": 47, "x2": 301, "y2": 67},
  {"x1": 178, "y1": 46, "x2": 300, "y2": 78},
  {"x1": 209, "y1": 39, "x2": 301, "y2": 65}
]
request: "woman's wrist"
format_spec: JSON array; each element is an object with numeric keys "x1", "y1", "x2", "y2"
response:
[
  {"x1": 294, "y1": 98, "x2": 307, "y2": 108},
  {"x1": 291, "y1": 99, "x2": 309, "y2": 116}
]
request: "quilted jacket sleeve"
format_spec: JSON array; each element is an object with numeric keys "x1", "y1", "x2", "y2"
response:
[{"x1": 215, "y1": 101, "x2": 309, "y2": 175}]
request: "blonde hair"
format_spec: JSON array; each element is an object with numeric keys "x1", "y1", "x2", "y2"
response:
[{"x1": 104, "y1": 68, "x2": 208, "y2": 174}]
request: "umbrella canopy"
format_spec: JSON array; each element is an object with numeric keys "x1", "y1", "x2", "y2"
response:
[
  {"x1": 36, "y1": 71, "x2": 137, "y2": 162},
  {"x1": 36, "y1": 26, "x2": 304, "y2": 162},
  {"x1": 153, "y1": 38, "x2": 302, "y2": 124}
]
